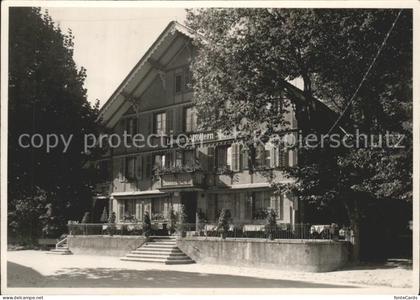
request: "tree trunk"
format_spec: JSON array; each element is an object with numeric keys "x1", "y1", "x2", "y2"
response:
[
  {"x1": 350, "y1": 217, "x2": 361, "y2": 262},
  {"x1": 342, "y1": 197, "x2": 362, "y2": 263}
]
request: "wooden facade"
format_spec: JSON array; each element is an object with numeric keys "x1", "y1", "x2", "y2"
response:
[{"x1": 94, "y1": 22, "x2": 301, "y2": 226}]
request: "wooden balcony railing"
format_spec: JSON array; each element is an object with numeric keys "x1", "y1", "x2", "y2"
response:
[{"x1": 159, "y1": 171, "x2": 205, "y2": 189}]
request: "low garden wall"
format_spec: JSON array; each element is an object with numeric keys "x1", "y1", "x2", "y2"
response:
[
  {"x1": 68, "y1": 235, "x2": 147, "y2": 257},
  {"x1": 177, "y1": 237, "x2": 351, "y2": 272}
]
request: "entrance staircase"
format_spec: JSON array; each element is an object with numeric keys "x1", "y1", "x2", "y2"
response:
[
  {"x1": 120, "y1": 236, "x2": 194, "y2": 264},
  {"x1": 47, "y1": 237, "x2": 72, "y2": 255}
]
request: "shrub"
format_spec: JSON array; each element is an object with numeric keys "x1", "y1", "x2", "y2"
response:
[
  {"x1": 265, "y1": 209, "x2": 277, "y2": 240},
  {"x1": 217, "y1": 209, "x2": 230, "y2": 238},
  {"x1": 143, "y1": 212, "x2": 152, "y2": 237}
]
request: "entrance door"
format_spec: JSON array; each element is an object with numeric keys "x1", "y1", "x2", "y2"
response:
[{"x1": 180, "y1": 192, "x2": 198, "y2": 224}]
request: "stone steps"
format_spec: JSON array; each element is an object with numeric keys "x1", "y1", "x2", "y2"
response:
[
  {"x1": 120, "y1": 256, "x2": 195, "y2": 264},
  {"x1": 120, "y1": 236, "x2": 194, "y2": 265},
  {"x1": 46, "y1": 247, "x2": 72, "y2": 255}
]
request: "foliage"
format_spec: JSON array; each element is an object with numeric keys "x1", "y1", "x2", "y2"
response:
[
  {"x1": 187, "y1": 8, "x2": 412, "y2": 260},
  {"x1": 8, "y1": 8, "x2": 103, "y2": 243},
  {"x1": 264, "y1": 209, "x2": 277, "y2": 239}
]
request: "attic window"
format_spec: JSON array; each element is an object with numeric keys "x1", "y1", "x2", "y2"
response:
[{"x1": 175, "y1": 74, "x2": 182, "y2": 93}]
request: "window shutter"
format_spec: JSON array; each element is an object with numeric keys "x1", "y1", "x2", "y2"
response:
[
  {"x1": 147, "y1": 113, "x2": 153, "y2": 135},
  {"x1": 279, "y1": 194, "x2": 284, "y2": 220},
  {"x1": 119, "y1": 157, "x2": 125, "y2": 182},
  {"x1": 135, "y1": 155, "x2": 143, "y2": 180},
  {"x1": 279, "y1": 148, "x2": 288, "y2": 168},
  {"x1": 118, "y1": 201, "x2": 124, "y2": 222},
  {"x1": 241, "y1": 146, "x2": 249, "y2": 170},
  {"x1": 145, "y1": 154, "x2": 152, "y2": 177},
  {"x1": 175, "y1": 106, "x2": 184, "y2": 133},
  {"x1": 231, "y1": 143, "x2": 239, "y2": 172},
  {"x1": 166, "y1": 109, "x2": 173, "y2": 134},
  {"x1": 227, "y1": 146, "x2": 232, "y2": 169},
  {"x1": 135, "y1": 201, "x2": 142, "y2": 221},
  {"x1": 207, "y1": 147, "x2": 215, "y2": 171},
  {"x1": 288, "y1": 149, "x2": 294, "y2": 167},
  {"x1": 270, "y1": 145, "x2": 279, "y2": 168}
]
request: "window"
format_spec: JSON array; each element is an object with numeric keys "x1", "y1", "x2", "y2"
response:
[
  {"x1": 253, "y1": 191, "x2": 271, "y2": 219},
  {"x1": 152, "y1": 198, "x2": 166, "y2": 219},
  {"x1": 216, "y1": 146, "x2": 230, "y2": 170},
  {"x1": 154, "y1": 112, "x2": 166, "y2": 135},
  {"x1": 279, "y1": 148, "x2": 289, "y2": 168},
  {"x1": 215, "y1": 194, "x2": 234, "y2": 219},
  {"x1": 184, "y1": 107, "x2": 198, "y2": 132},
  {"x1": 175, "y1": 151, "x2": 183, "y2": 167},
  {"x1": 153, "y1": 154, "x2": 166, "y2": 170},
  {"x1": 125, "y1": 157, "x2": 136, "y2": 180},
  {"x1": 253, "y1": 143, "x2": 277, "y2": 169},
  {"x1": 124, "y1": 199, "x2": 136, "y2": 221},
  {"x1": 231, "y1": 143, "x2": 241, "y2": 172},
  {"x1": 255, "y1": 144, "x2": 266, "y2": 168},
  {"x1": 275, "y1": 194, "x2": 284, "y2": 220},
  {"x1": 125, "y1": 117, "x2": 138, "y2": 136},
  {"x1": 175, "y1": 74, "x2": 182, "y2": 93},
  {"x1": 183, "y1": 150, "x2": 195, "y2": 168}
]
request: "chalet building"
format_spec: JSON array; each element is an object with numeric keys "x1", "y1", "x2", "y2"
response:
[{"x1": 93, "y1": 21, "x2": 334, "y2": 228}]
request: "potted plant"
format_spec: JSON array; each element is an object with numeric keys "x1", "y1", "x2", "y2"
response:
[
  {"x1": 217, "y1": 209, "x2": 230, "y2": 239},
  {"x1": 265, "y1": 209, "x2": 277, "y2": 240}
]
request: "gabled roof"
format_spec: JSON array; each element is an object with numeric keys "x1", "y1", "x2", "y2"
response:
[
  {"x1": 99, "y1": 21, "x2": 196, "y2": 127},
  {"x1": 99, "y1": 20, "x2": 338, "y2": 131}
]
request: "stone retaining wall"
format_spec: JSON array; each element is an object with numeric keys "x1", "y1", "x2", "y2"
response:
[
  {"x1": 177, "y1": 237, "x2": 351, "y2": 272},
  {"x1": 68, "y1": 235, "x2": 147, "y2": 257}
]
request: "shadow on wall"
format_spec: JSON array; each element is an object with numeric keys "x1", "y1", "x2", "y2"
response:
[{"x1": 7, "y1": 262, "x2": 356, "y2": 288}]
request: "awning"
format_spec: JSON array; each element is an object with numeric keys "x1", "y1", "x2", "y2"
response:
[{"x1": 111, "y1": 190, "x2": 168, "y2": 198}]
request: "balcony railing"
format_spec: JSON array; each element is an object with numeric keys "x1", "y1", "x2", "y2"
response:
[{"x1": 159, "y1": 170, "x2": 205, "y2": 189}]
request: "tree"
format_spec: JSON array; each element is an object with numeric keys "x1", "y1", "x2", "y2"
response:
[
  {"x1": 186, "y1": 8, "x2": 412, "y2": 261},
  {"x1": 8, "y1": 8, "x2": 102, "y2": 244}
]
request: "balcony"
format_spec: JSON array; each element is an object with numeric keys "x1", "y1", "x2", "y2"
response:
[{"x1": 157, "y1": 169, "x2": 205, "y2": 189}]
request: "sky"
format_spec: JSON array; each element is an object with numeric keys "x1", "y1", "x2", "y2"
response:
[{"x1": 45, "y1": 8, "x2": 187, "y2": 108}]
